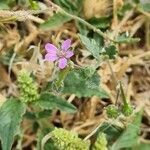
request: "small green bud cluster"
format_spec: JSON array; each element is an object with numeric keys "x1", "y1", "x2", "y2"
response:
[
  {"x1": 51, "y1": 128, "x2": 90, "y2": 150},
  {"x1": 106, "y1": 105, "x2": 120, "y2": 119},
  {"x1": 106, "y1": 103, "x2": 133, "y2": 118},
  {"x1": 17, "y1": 70, "x2": 39, "y2": 103},
  {"x1": 92, "y1": 132, "x2": 108, "y2": 150},
  {"x1": 121, "y1": 103, "x2": 133, "y2": 116}
]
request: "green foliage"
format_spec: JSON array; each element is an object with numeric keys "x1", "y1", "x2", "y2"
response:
[
  {"x1": 106, "y1": 105, "x2": 120, "y2": 119},
  {"x1": 139, "y1": 3, "x2": 150, "y2": 12},
  {"x1": 36, "y1": 92, "x2": 77, "y2": 113},
  {"x1": 28, "y1": 0, "x2": 40, "y2": 10},
  {"x1": 117, "y1": 3, "x2": 133, "y2": 17},
  {"x1": 111, "y1": 111, "x2": 143, "y2": 150},
  {"x1": 102, "y1": 45, "x2": 118, "y2": 59},
  {"x1": 79, "y1": 34, "x2": 102, "y2": 60},
  {"x1": 25, "y1": 110, "x2": 52, "y2": 120},
  {"x1": 98, "y1": 122, "x2": 123, "y2": 145},
  {"x1": 92, "y1": 132, "x2": 108, "y2": 150},
  {"x1": 62, "y1": 68, "x2": 108, "y2": 98},
  {"x1": 133, "y1": 143, "x2": 150, "y2": 150},
  {"x1": 40, "y1": 12, "x2": 71, "y2": 30},
  {"x1": 54, "y1": 0, "x2": 83, "y2": 15},
  {"x1": 116, "y1": 34, "x2": 140, "y2": 44},
  {"x1": 50, "y1": 128, "x2": 90, "y2": 150},
  {"x1": 88, "y1": 16, "x2": 111, "y2": 29},
  {"x1": 0, "y1": 1, "x2": 9, "y2": 9},
  {"x1": 55, "y1": 66, "x2": 71, "y2": 89},
  {"x1": 121, "y1": 103, "x2": 133, "y2": 116},
  {"x1": 0, "y1": 99, "x2": 26, "y2": 150},
  {"x1": 133, "y1": 0, "x2": 140, "y2": 4},
  {"x1": 17, "y1": 70, "x2": 39, "y2": 103},
  {"x1": 37, "y1": 128, "x2": 58, "y2": 150},
  {"x1": 0, "y1": 0, "x2": 16, "y2": 9}
]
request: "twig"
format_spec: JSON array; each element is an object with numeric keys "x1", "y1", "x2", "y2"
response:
[
  {"x1": 83, "y1": 122, "x2": 102, "y2": 141},
  {"x1": 106, "y1": 59, "x2": 117, "y2": 87}
]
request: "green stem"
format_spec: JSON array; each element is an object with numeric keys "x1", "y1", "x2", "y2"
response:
[
  {"x1": 119, "y1": 81, "x2": 128, "y2": 105},
  {"x1": 106, "y1": 59, "x2": 117, "y2": 87},
  {"x1": 62, "y1": 10, "x2": 115, "y2": 42},
  {"x1": 49, "y1": 1, "x2": 116, "y2": 43}
]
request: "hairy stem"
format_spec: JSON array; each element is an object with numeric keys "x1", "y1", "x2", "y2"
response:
[{"x1": 48, "y1": 1, "x2": 116, "y2": 43}]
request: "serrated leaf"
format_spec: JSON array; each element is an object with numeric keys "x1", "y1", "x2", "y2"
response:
[
  {"x1": 40, "y1": 12, "x2": 71, "y2": 30},
  {"x1": 36, "y1": 92, "x2": 77, "y2": 113},
  {"x1": 79, "y1": 34, "x2": 102, "y2": 60},
  {"x1": 62, "y1": 68, "x2": 108, "y2": 98},
  {"x1": 0, "y1": 99, "x2": 26, "y2": 150},
  {"x1": 111, "y1": 111, "x2": 143, "y2": 150},
  {"x1": 103, "y1": 45, "x2": 117, "y2": 59}
]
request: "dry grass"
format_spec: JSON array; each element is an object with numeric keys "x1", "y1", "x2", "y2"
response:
[{"x1": 0, "y1": 0, "x2": 150, "y2": 149}]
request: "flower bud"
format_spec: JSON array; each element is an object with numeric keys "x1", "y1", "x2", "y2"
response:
[
  {"x1": 17, "y1": 70, "x2": 39, "y2": 103},
  {"x1": 51, "y1": 128, "x2": 90, "y2": 150},
  {"x1": 106, "y1": 105, "x2": 120, "y2": 118}
]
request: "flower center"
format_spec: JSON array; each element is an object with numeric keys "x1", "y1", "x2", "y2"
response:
[{"x1": 57, "y1": 50, "x2": 66, "y2": 58}]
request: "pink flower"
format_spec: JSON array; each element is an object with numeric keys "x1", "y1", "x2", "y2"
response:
[{"x1": 44, "y1": 39, "x2": 74, "y2": 69}]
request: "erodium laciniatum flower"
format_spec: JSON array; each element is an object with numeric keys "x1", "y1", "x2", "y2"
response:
[{"x1": 44, "y1": 39, "x2": 74, "y2": 69}]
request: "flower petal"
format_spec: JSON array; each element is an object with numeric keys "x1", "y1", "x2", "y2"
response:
[
  {"x1": 45, "y1": 43, "x2": 58, "y2": 54},
  {"x1": 66, "y1": 50, "x2": 74, "y2": 58},
  {"x1": 45, "y1": 53, "x2": 58, "y2": 62},
  {"x1": 61, "y1": 39, "x2": 71, "y2": 51},
  {"x1": 58, "y1": 58, "x2": 67, "y2": 69}
]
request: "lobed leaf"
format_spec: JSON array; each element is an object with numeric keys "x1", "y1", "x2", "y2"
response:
[
  {"x1": 62, "y1": 68, "x2": 108, "y2": 98},
  {"x1": 79, "y1": 34, "x2": 102, "y2": 60}
]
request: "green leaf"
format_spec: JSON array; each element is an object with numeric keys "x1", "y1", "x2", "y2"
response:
[
  {"x1": 139, "y1": 3, "x2": 150, "y2": 12},
  {"x1": 111, "y1": 111, "x2": 143, "y2": 150},
  {"x1": 40, "y1": 12, "x2": 71, "y2": 30},
  {"x1": 62, "y1": 68, "x2": 108, "y2": 98},
  {"x1": 133, "y1": 143, "x2": 150, "y2": 150},
  {"x1": 36, "y1": 92, "x2": 77, "y2": 113},
  {"x1": 55, "y1": 66, "x2": 71, "y2": 89},
  {"x1": 0, "y1": 99, "x2": 26, "y2": 150},
  {"x1": 97, "y1": 122, "x2": 123, "y2": 145},
  {"x1": 24, "y1": 110, "x2": 52, "y2": 120},
  {"x1": 103, "y1": 45, "x2": 117, "y2": 59},
  {"x1": 117, "y1": 3, "x2": 133, "y2": 17},
  {"x1": 54, "y1": 0, "x2": 83, "y2": 15},
  {"x1": 29, "y1": 0, "x2": 40, "y2": 10},
  {"x1": 133, "y1": 0, "x2": 140, "y2": 4},
  {"x1": 0, "y1": 3, "x2": 9, "y2": 9},
  {"x1": 88, "y1": 16, "x2": 111, "y2": 29},
  {"x1": 79, "y1": 34, "x2": 102, "y2": 60},
  {"x1": 116, "y1": 34, "x2": 140, "y2": 44},
  {"x1": 36, "y1": 128, "x2": 57, "y2": 150},
  {"x1": 0, "y1": 0, "x2": 10, "y2": 9}
]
